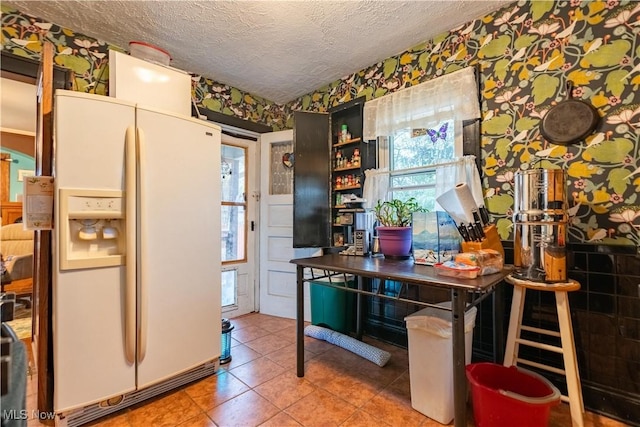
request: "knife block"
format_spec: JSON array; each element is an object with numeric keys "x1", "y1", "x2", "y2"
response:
[{"x1": 460, "y1": 224, "x2": 504, "y2": 258}]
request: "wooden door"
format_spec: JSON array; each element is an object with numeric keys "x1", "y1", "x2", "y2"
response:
[
  {"x1": 292, "y1": 111, "x2": 331, "y2": 248},
  {"x1": 259, "y1": 130, "x2": 317, "y2": 319}
]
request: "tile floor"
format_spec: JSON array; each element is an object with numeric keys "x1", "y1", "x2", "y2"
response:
[{"x1": 23, "y1": 312, "x2": 628, "y2": 427}]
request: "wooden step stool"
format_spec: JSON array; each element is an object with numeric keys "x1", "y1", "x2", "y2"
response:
[{"x1": 504, "y1": 275, "x2": 584, "y2": 427}]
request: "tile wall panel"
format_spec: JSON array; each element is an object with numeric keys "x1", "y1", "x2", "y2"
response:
[{"x1": 363, "y1": 242, "x2": 640, "y2": 425}]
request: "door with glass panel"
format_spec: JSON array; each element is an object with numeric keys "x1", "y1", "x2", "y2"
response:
[
  {"x1": 259, "y1": 130, "x2": 316, "y2": 319},
  {"x1": 221, "y1": 134, "x2": 258, "y2": 317}
]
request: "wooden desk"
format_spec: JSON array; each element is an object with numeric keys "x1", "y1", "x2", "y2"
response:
[{"x1": 291, "y1": 254, "x2": 511, "y2": 427}]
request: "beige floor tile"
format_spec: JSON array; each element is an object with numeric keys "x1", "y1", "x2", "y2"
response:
[
  {"x1": 258, "y1": 411, "x2": 303, "y2": 426},
  {"x1": 385, "y1": 370, "x2": 413, "y2": 400},
  {"x1": 265, "y1": 342, "x2": 316, "y2": 370},
  {"x1": 126, "y1": 390, "x2": 201, "y2": 427},
  {"x1": 229, "y1": 313, "x2": 264, "y2": 330},
  {"x1": 327, "y1": 376, "x2": 380, "y2": 408},
  {"x1": 257, "y1": 316, "x2": 296, "y2": 333},
  {"x1": 175, "y1": 413, "x2": 216, "y2": 427},
  {"x1": 361, "y1": 386, "x2": 428, "y2": 426},
  {"x1": 254, "y1": 371, "x2": 316, "y2": 410},
  {"x1": 301, "y1": 358, "x2": 344, "y2": 389},
  {"x1": 228, "y1": 356, "x2": 286, "y2": 388},
  {"x1": 285, "y1": 388, "x2": 357, "y2": 427},
  {"x1": 183, "y1": 370, "x2": 250, "y2": 411},
  {"x1": 88, "y1": 410, "x2": 131, "y2": 427},
  {"x1": 19, "y1": 312, "x2": 629, "y2": 427},
  {"x1": 219, "y1": 342, "x2": 262, "y2": 369},
  {"x1": 207, "y1": 390, "x2": 279, "y2": 427},
  {"x1": 303, "y1": 335, "x2": 335, "y2": 355},
  {"x1": 232, "y1": 324, "x2": 269, "y2": 343},
  {"x1": 273, "y1": 324, "x2": 297, "y2": 340},
  {"x1": 341, "y1": 409, "x2": 393, "y2": 427},
  {"x1": 243, "y1": 333, "x2": 294, "y2": 355},
  {"x1": 230, "y1": 336, "x2": 242, "y2": 348},
  {"x1": 315, "y1": 346, "x2": 367, "y2": 372}
]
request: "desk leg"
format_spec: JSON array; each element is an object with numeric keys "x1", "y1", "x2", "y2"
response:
[
  {"x1": 356, "y1": 276, "x2": 363, "y2": 340},
  {"x1": 296, "y1": 265, "x2": 304, "y2": 377},
  {"x1": 452, "y1": 289, "x2": 467, "y2": 427},
  {"x1": 493, "y1": 282, "x2": 505, "y2": 364}
]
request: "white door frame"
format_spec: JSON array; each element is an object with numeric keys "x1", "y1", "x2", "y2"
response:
[
  {"x1": 218, "y1": 127, "x2": 260, "y2": 318},
  {"x1": 259, "y1": 130, "x2": 319, "y2": 320}
]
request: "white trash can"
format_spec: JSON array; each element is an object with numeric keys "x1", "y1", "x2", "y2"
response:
[{"x1": 404, "y1": 301, "x2": 478, "y2": 425}]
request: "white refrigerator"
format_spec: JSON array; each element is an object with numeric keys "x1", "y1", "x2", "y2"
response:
[{"x1": 52, "y1": 90, "x2": 222, "y2": 418}]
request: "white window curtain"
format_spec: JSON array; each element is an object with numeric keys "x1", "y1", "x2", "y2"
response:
[
  {"x1": 362, "y1": 66, "x2": 481, "y2": 147},
  {"x1": 434, "y1": 155, "x2": 484, "y2": 210},
  {"x1": 362, "y1": 168, "x2": 390, "y2": 209}
]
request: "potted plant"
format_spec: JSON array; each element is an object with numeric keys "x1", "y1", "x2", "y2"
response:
[{"x1": 373, "y1": 197, "x2": 426, "y2": 259}]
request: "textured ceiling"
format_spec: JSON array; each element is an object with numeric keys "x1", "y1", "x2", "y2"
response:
[{"x1": 3, "y1": 0, "x2": 512, "y2": 104}]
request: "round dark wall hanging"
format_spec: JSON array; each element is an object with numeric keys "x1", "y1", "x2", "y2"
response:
[{"x1": 540, "y1": 81, "x2": 600, "y2": 145}]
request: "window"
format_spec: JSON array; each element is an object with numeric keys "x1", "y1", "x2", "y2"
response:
[
  {"x1": 363, "y1": 67, "x2": 480, "y2": 210},
  {"x1": 221, "y1": 144, "x2": 246, "y2": 263},
  {"x1": 221, "y1": 269, "x2": 236, "y2": 306},
  {"x1": 388, "y1": 120, "x2": 455, "y2": 211}
]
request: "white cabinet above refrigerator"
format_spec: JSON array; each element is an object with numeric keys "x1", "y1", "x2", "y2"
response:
[{"x1": 108, "y1": 49, "x2": 192, "y2": 116}]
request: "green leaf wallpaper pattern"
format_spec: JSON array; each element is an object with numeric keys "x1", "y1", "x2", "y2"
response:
[
  {"x1": 284, "y1": 0, "x2": 640, "y2": 249},
  {"x1": 0, "y1": 4, "x2": 284, "y2": 130},
  {"x1": 2, "y1": 1, "x2": 640, "y2": 248}
]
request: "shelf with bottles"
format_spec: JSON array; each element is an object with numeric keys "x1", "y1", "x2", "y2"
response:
[
  {"x1": 333, "y1": 137, "x2": 361, "y2": 148},
  {"x1": 333, "y1": 147, "x2": 362, "y2": 170},
  {"x1": 333, "y1": 173, "x2": 362, "y2": 191},
  {"x1": 334, "y1": 185, "x2": 361, "y2": 191},
  {"x1": 334, "y1": 165, "x2": 360, "y2": 172},
  {"x1": 334, "y1": 123, "x2": 355, "y2": 146}
]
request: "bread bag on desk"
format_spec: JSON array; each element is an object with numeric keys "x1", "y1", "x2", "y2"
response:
[{"x1": 454, "y1": 249, "x2": 503, "y2": 275}]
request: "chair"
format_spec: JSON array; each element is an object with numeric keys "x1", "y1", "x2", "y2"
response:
[
  {"x1": 1, "y1": 223, "x2": 34, "y2": 307},
  {"x1": 504, "y1": 275, "x2": 584, "y2": 427}
]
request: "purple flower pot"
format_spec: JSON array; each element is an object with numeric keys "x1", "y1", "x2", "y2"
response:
[{"x1": 376, "y1": 226, "x2": 412, "y2": 259}]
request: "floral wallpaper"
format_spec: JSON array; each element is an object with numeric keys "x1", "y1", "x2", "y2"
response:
[
  {"x1": 192, "y1": 76, "x2": 285, "y2": 130},
  {"x1": 286, "y1": 0, "x2": 640, "y2": 249},
  {"x1": 0, "y1": 5, "x2": 284, "y2": 129},
  {"x1": 2, "y1": 1, "x2": 640, "y2": 249}
]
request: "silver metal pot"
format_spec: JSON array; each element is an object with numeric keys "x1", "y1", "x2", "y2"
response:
[{"x1": 513, "y1": 169, "x2": 568, "y2": 282}]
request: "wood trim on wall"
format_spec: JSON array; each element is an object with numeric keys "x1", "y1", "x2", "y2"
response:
[
  {"x1": 34, "y1": 42, "x2": 55, "y2": 418},
  {"x1": 1, "y1": 47, "x2": 72, "y2": 418},
  {"x1": 1, "y1": 153, "x2": 10, "y2": 203},
  {"x1": 1, "y1": 131, "x2": 35, "y2": 157},
  {"x1": 194, "y1": 105, "x2": 273, "y2": 134}
]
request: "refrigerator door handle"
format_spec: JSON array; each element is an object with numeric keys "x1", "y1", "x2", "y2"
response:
[
  {"x1": 124, "y1": 125, "x2": 137, "y2": 364},
  {"x1": 136, "y1": 126, "x2": 148, "y2": 364}
]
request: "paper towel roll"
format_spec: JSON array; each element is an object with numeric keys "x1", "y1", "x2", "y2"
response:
[
  {"x1": 454, "y1": 183, "x2": 479, "y2": 218},
  {"x1": 436, "y1": 185, "x2": 474, "y2": 224}
]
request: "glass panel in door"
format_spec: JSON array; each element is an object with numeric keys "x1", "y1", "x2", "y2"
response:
[
  {"x1": 221, "y1": 144, "x2": 246, "y2": 263},
  {"x1": 270, "y1": 141, "x2": 293, "y2": 195}
]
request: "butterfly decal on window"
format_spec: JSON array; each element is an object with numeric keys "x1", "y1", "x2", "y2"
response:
[{"x1": 426, "y1": 122, "x2": 448, "y2": 143}]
